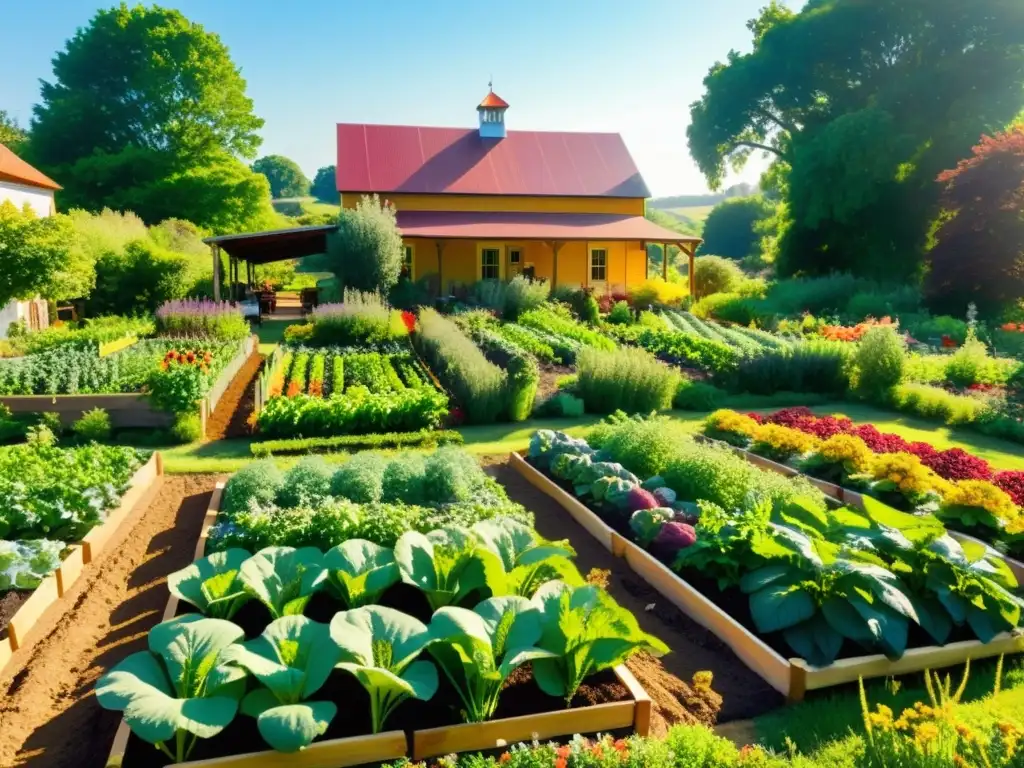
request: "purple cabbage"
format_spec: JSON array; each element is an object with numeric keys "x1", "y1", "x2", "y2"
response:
[
  {"x1": 626, "y1": 487, "x2": 659, "y2": 512},
  {"x1": 653, "y1": 522, "x2": 697, "y2": 553}
]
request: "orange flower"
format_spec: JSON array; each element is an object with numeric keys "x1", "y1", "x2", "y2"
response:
[
  {"x1": 556, "y1": 746, "x2": 570, "y2": 759},
  {"x1": 590, "y1": 744, "x2": 603, "y2": 757},
  {"x1": 499, "y1": 753, "x2": 511, "y2": 765},
  {"x1": 613, "y1": 739, "x2": 627, "y2": 753},
  {"x1": 554, "y1": 759, "x2": 567, "y2": 768}
]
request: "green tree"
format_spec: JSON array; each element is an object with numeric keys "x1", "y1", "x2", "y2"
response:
[
  {"x1": 325, "y1": 195, "x2": 403, "y2": 293},
  {"x1": 687, "y1": 0, "x2": 1024, "y2": 280},
  {"x1": 311, "y1": 165, "x2": 337, "y2": 202},
  {"x1": 0, "y1": 110, "x2": 28, "y2": 154},
  {"x1": 252, "y1": 155, "x2": 310, "y2": 199},
  {"x1": 926, "y1": 125, "x2": 1024, "y2": 317},
  {"x1": 0, "y1": 201, "x2": 93, "y2": 306},
  {"x1": 700, "y1": 196, "x2": 776, "y2": 259},
  {"x1": 29, "y1": 4, "x2": 270, "y2": 232}
]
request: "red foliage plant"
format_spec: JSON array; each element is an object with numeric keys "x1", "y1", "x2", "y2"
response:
[
  {"x1": 926, "y1": 125, "x2": 1024, "y2": 315},
  {"x1": 918, "y1": 447, "x2": 993, "y2": 481},
  {"x1": 995, "y1": 471, "x2": 1024, "y2": 507}
]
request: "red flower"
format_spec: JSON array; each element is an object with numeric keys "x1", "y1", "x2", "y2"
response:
[
  {"x1": 942, "y1": 334, "x2": 957, "y2": 348},
  {"x1": 401, "y1": 311, "x2": 416, "y2": 333},
  {"x1": 447, "y1": 406, "x2": 465, "y2": 426}
]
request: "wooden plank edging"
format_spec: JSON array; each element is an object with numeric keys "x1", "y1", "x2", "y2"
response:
[{"x1": 509, "y1": 451, "x2": 1024, "y2": 700}]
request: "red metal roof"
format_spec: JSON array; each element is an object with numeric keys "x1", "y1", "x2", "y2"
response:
[
  {"x1": 336, "y1": 124, "x2": 650, "y2": 198},
  {"x1": 0, "y1": 143, "x2": 61, "y2": 191},
  {"x1": 395, "y1": 211, "x2": 701, "y2": 242},
  {"x1": 478, "y1": 91, "x2": 509, "y2": 109}
]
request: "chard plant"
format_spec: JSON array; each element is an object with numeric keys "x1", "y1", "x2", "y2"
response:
[
  {"x1": 223, "y1": 615, "x2": 341, "y2": 752},
  {"x1": 531, "y1": 581, "x2": 669, "y2": 704},
  {"x1": 394, "y1": 527, "x2": 496, "y2": 610},
  {"x1": 331, "y1": 605, "x2": 438, "y2": 733},
  {"x1": 470, "y1": 518, "x2": 582, "y2": 597},
  {"x1": 166, "y1": 548, "x2": 252, "y2": 619},
  {"x1": 239, "y1": 546, "x2": 327, "y2": 618},
  {"x1": 323, "y1": 539, "x2": 399, "y2": 608},
  {"x1": 428, "y1": 596, "x2": 555, "y2": 723},
  {"x1": 94, "y1": 615, "x2": 247, "y2": 763}
]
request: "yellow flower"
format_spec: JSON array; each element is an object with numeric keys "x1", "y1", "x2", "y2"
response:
[
  {"x1": 706, "y1": 409, "x2": 760, "y2": 439},
  {"x1": 818, "y1": 434, "x2": 874, "y2": 472},
  {"x1": 914, "y1": 722, "x2": 940, "y2": 744},
  {"x1": 955, "y1": 723, "x2": 973, "y2": 739},
  {"x1": 752, "y1": 423, "x2": 820, "y2": 458},
  {"x1": 942, "y1": 480, "x2": 1020, "y2": 525},
  {"x1": 871, "y1": 453, "x2": 949, "y2": 497}
]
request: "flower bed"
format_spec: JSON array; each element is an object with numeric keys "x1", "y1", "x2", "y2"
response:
[
  {"x1": 0, "y1": 445, "x2": 160, "y2": 675},
  {"x1": 102, "y1": 453, "x2": 660, "y2": 766},
  {"x1": 705, "y1": 408, "x2": 1024, "y2": 559},
  {"x1": 308, "y1": 289, "x2": 409, "y2": 347},
  {"x1": 518, "y1": 418, "x2": 1024, "y2": 697},
  {"x1": 256, "y1": 345, "x2": 448, "y2": 438},
  {"x1": 156, "y1": 299, "x2": 250, "y2": 340}
]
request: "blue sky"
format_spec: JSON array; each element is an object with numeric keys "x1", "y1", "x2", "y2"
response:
[{"x1": 0, "y1": 0, "x2": 789, "y2": 196}]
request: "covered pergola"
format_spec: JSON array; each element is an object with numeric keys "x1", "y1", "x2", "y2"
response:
[{"x1": 203, "y1": 224, "x2": 336, "y2": 302}]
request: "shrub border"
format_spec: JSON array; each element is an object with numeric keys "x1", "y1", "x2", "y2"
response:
[
  {"x1": 509, "y1": 451, "x2": 1024, "y2": 701},
  {"x1": 105, "y1": 481, "x2": 653, "y2": 767},
  {"x1": 0, "y1": 452, "x2": 163, "y2": 676}
]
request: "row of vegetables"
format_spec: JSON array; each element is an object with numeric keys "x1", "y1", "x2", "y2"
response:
[
  {"x1": 97, "y1": 507, "x2": 667, "y2": 762},
  {"x1": 527, "y1": 417, "x2": 1024, "y2": 667},
  {"x1": 704, "y1": 408, "x2": 1024, "y2": 557}
]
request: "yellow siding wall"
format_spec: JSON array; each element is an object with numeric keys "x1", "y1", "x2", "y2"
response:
[
  {"x1": 341, "y1": 192, "x2": 644, "y2": 216},
  {"x1": 407, "y1": 238, "x2": 649, "y2": 293}
]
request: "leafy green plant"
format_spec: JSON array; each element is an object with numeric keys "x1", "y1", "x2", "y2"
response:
[
  {"x1": 531, "y1": 582, "x2": 669, "y2": 703},
  {"x1": 323, "y1": 539, "x2": 399, "y2": 608},
  {"x1": 238, "y1": 546, "x2": 327, "y2": 618},
  {"x1": 394, "y1": 528, "x2": 494, "y2": 610},
  {"x1": 575, "y1": 346, "x2": 680, "y2": 414},
  {"x1": 0, "y1": 539, "x2": 65, "y2": 590},
  {"x1": 606, "y1": 301, "x2": 633, "y2": 325},
  {"x1": 330, "y1": 605, "x2": 438, "y2": 733},
  {"x1": 225, "y1": 615, "x2": 341, "y2": 752},
  {"x1": 470, "y1": 518, "x2": 580, "y2": 597},
  {"x1": 171, "y1": 412, "x2": 203, "y2": 443},
  {"x1": 854, "y1": 326, "x2": 906, "y2": 397},
  {"x1": 94, "y1": 615, "x2": 247, "y2": 763},
  {"x1": 166, "y1": 549, "x2": 252, "y2": 619},
  {"x1": 276, "y1": 456, "x2": 334, "y2": 508},
  {"x1": 72, "y1": 407, "x2": 112, "y2": 442},
  {"x1": 221, "y1": 460, "x2": 284, "y2": 517},
  {"x1": 428, "y1": 596, "x2": 554, "y2": 723}
]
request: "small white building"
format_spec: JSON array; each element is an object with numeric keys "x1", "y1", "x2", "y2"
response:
[{"x1": 0, "y1": 142, "x2": 61, "y2": 337}]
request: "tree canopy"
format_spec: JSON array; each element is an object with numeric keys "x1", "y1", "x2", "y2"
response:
[
  {"x1": 325, "y1": 195, "x2": 404, "y2": 294},
  {"x1": 0, "y1": 110, "x2": 28, "y2": 154},
  {"x1": 253, "y1": 155, "x2": 310, "y2": 198},
  {"x1": 926, "y1": 125, "x2": 1024, "y2": 317},
  {"x1": 688, "y1": 0, "x2": 1024, "y2": 280},
  {"x1": 29, "y1": 4, "x2": 272, "y2": 233},
  {"x1": 700, "y1": 195, "x2": 776, "y2": 260},
  {"x1": 311, "y1": 165, "x2": 337, "y2": 203}
]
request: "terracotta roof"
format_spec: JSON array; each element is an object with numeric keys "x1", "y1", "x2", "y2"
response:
[
  {"x1": 0, "y1": 143, "x2": 61, "y2": 191},
  {"x1": 395, "y1": 211, "x2": 701, "y2": 242},
  {"x1": 478, "y1": 90, "x2": 509, "y2": 109},
  {"x1": 336, "y1": 124, "x2": 650, "y2": 198}
]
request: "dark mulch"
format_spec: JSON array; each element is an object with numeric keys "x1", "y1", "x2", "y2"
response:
[{"x1": 0, "y1": 591, "x2": 32, "y2": 641}]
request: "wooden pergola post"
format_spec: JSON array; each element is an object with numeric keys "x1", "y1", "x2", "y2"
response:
[
  {"x1": 435, "y1": 240, "x2": 446, "y2": 297},
  {"x1": 212, "y1": 244, "x2": 222, "y2": 302},
  {"x1": 687, "y1": 243, "x2": 697, "y2": 298}
]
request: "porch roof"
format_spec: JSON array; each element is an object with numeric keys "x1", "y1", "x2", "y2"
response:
[
  {"x1": 395, "y1": 211, "x2": 701, "y2": 243},
  {"x1": 203, "y1": 224, "x2": 335, "y2": 264}
]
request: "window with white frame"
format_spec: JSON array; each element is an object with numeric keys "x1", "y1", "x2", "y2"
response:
[
  {"x1": 590, "y1": 248, "x2": 607, "y2": 282},
  {"x1": 509, "y1": 248, "x2": 522, "y2": 265},
  {"x1": 481, "y1": 248, "x2": 501, "y2": 280}
]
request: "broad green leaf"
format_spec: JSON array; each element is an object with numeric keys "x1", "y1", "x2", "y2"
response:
[
  {"x1": 862, "y1": 496, "x2": 944, "y2": 542},
  {"x1": 255, "y1": 701, "x2": 337, "y2": 753},
  {"x1": 239, "y1": 546, "x2": 326, "y2": 619},
  {"x1": 749, "y1": 585, "x2": 815, "y2": 634},
  {"x1": 167, "y1": 548, "x2": 252, "y2": 619},
  {"x1": 323, "y1": 540, "x2": 399, "y2": 608},
  {"x1": 965, "y1": 606, "x2": 1008, "y2": 644},
  {"x1": 933, "y1": 584, "x2": 969, "y2": 624},
  {"x1": 848, "y1": 593, "x2": 908, "y2": 658},
  {"x1": 909, "y1": 595, "x2": 953, "y2": 645},
  {"x1": 395, "y1": 528, "x2": 493, "y2": 609},
  {"x1": 783, "y1": 615, "x2": 843, "y2": 667},
  {"x1": 739, "y1": 564, "x2": 794, "y2": 595},
  {"x1": 822, "y1": 597, "x2": 877, "y2": 644}
]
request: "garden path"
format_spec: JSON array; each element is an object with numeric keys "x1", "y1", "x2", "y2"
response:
[{"x1": 205, "y1": 350, "x2": 264, "y2": 441}]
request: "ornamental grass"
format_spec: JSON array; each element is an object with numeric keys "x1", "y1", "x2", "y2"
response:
[{"x1": 575, "y1": 346, "x2": 679, "y2": 414}]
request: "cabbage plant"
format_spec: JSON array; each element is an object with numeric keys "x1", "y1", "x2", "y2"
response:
[
  {"x1": 394, "y1": 528, "x2": 493, "y2": 610},
  {"x1": 331, "y1": 606, "x2": 438, "y2": 733},
  {"x1": 323, "y1": 539, "x2": 399, "y2": 608},
  {"x1": 428, "y1": 596, "x2": 554, "y2": 722},
  {"x1": 470, "y1": 518, "x2": 581, "y2": 597},
  {"x1": 532, "y1": 581, "x2": 669, "y2": 703},
  {"x1": 95, "y1": 615, "x2": 247, "y2": 763},
  {"x1": 167, "y1": 548, "x2": 252, "y2": 619},
  {"x1": 239, "y1": 546, "x2": 327, "y2": 618},
  {"x1": 223, "y1": 615, "x2": 341, "y2": 752}
]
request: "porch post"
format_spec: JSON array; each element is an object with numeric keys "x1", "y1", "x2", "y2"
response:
[
  {"x1": 435, "y1": 240, "x2": 445, "y2": 297},
  {"x1": 662, "y1": 243, "x2": 668, "y2": 281},
  {"x1": 688, "y1": 243, "x2": 697, "y2": 299},
  {"x1": 212, "y1": 244, "x2": 221, "y2": 302},
  {"x1": 549, "y1": 241, "x2": 563, "y2": 288}
]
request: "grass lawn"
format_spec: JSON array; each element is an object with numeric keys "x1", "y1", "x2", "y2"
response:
[{"x1": 159, "y1": 401, "x2": 1024, "y2": 474}]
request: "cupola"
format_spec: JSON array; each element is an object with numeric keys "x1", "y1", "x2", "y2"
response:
[{"x1": 477, "y1": 84, "x2": 509, "y2": 139}]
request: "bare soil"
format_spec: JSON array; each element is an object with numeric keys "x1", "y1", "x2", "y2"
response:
[
  {"x1": 536, "y1": 363, "x2": 575, "y2": 403},
  {"x1": 0, "y1": 475, "x2": 221, "y2": 768},
  {"x1": 205, "y1": 352, "x2": 264, "y2": 441},
  {"x1": 485, "y1": 460, "x2": 784, "y2": 723},
  {"x1": 0, "y1": 591, "x2": 32, "y2": 641}
]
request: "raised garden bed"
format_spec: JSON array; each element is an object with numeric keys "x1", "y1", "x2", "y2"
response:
[
  {"x1": 105, "y1": 480, "x2": 654, "y2": 767},
  {"x1": 510, "y1": 451, "x2": 1024, "y2": 701},
  {"x1": 0, "y1": 451, "x2": 163, "y2": 675}
]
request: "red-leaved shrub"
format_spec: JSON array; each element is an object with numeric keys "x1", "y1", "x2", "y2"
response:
[
  {"x1": 919, "y1": 448, "x2": 993, "y2": 481},
  {"x1": 995, "y1": 471, "x2": 1024, "y2": 506}
]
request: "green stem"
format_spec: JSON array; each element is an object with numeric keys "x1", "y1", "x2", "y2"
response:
[
  {"x1": 176, "y1": 729, "x2": 186, "y2": 763},
  {"x1": 156, "y1": 741, "x2": 176, "y2": 761}
]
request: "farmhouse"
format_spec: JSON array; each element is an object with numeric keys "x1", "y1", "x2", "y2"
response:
[
  {"x1": 0, "y1": 142, "x2": 59, "y2": 336},
  {"x1": 336, "y1": 89, "x2": 701, "y2": 296}
]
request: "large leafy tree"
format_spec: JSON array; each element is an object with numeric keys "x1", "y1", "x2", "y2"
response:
[
  {"x1": 29, "y1": 4, "x2": 270, "y2": 233},
  {"x1": 252, "y1": 155, "x2": 310, "y2": 198},
  {"x1": 0, "y1": 110, "x2": 28, "y2": 154},
  {"x1": 700, "y1": 195, "x2": 776, "y2": 260},
  {"x1": 926, "y1": 126, "x2": 1024, "y2": 317},
  {"x1": 325, "y1": 195, "x2": 403, "y2": 293},
  {"x1": 311, "y1": 165, "x2": 336, "y2": 203},
  {"x1": 688, "y1": 0, "x2": 1024, "y2": 280}
]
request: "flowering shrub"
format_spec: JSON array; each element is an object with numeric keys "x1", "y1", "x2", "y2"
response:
[
  {"x1": 749, "y1": 423, "x2": 820, "y2": 462},
  {"x1": 850, "y1": 452, "x2": 951, "y2": 511},
  {"x1": 155, "y1": 299, "x2": 249, "y2": 340},
  {"x1": 310, "y1": 289, "x2": 407, "y2": 346},
  {"x1": 820, "y1": 315, "x2": 897, "y2": 342},
  {"x1": 146, "y1": 348, "x2": 214, "y2": 413},
  {"x1": 798, "y1": 433, "x2": 876, "y2": 484},
  {"x1": 939, "y1": 479, "x2": 1021, "y2": 534},
  {"x1": 704, "y1": 409, "x2": 759, "y2": 446}
]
